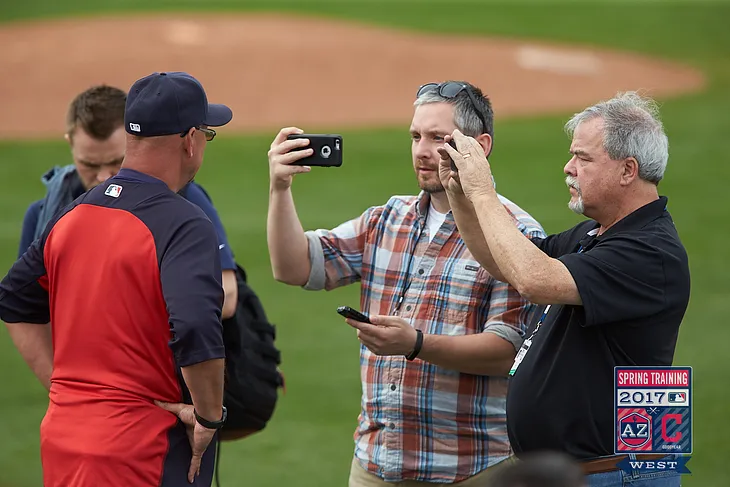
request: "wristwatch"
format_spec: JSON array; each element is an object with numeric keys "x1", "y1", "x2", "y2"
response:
[{"x1": 194, "y1": 406, "x2": 227, "y2": 430}]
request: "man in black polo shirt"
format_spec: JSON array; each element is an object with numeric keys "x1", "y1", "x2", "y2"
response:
[{"x1": 437, "y1": 91, "x2": 690, "y2": 487}]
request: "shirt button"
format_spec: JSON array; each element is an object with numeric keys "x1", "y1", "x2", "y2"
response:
[
  {"x1": 390, "y1": 384, "x2": 396, "y2": 391},
  {"x1": 406, "y1": 305, "x2": 412, "y2": 311},
  {"x1": 389, "y1": 423, "x2": 395, "y2": 430},
  {"x1": 418, "y1": 268, "x2": 425, "y2": 275}
]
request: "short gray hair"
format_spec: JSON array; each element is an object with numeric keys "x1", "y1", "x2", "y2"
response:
[
  {"x1": 413, "y1": 81, "x2": 493, "y2": 138},
  {"x1": 565, "y1": 91, "x2": 669, "y2": 184}
]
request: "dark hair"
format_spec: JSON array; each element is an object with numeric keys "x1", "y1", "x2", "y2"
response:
[
  {"x1": 490, "y1": 451, "x2": 586, "y2": 487},
  {"x1": 66, "y1": 85, "x2": 127, "y2": 140}
]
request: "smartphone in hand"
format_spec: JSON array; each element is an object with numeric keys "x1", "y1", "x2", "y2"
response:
[
  {"x1": 287, "y1": 134, "x2": 343, "y2": 167},
  {"x1": 337, "y1": 306, "x2": 371, "y2": 323},
  {"x1": 447, "y1": 139, "x2": 458, "y2": 172}
]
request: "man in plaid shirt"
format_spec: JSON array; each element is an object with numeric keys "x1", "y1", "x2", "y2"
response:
[{"x1": 266, "y1": 81, "x2": 546, "y2": 486}]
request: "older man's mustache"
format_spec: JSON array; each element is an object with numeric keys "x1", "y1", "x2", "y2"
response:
[{"x1": 565, "y1": 176, "x2": 581, "y2": 193}]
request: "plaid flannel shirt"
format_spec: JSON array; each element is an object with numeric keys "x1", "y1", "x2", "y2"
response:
[{"x1": 304, "y1": 192, "x2": 546, "y2": 483}]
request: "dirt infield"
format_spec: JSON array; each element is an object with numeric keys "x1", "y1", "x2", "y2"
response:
[{"x1": 0, "y1": 12, "x2": 706, "y2": 140}]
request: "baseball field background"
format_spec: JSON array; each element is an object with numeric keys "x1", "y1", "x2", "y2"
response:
[{"x1": 0, "y1": 1, "x2": 728, "y2": 486}]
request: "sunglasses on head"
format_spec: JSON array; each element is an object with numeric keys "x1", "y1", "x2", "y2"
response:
[
  {"x1": 180, "y1": 126, "x2": 216, "y2": 142},
  {"x1": 416, "y1": 81, "x2": 488, "y2": 135}
]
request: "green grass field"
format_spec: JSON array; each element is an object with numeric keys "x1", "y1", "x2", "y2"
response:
[{"x1": 1, "y1": 1, "x2": 728, "y2": 486}]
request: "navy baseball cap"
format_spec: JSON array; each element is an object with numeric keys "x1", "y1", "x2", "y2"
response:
[{"x1": 124, "y1": 72, "x2": 233, "y2": 137}]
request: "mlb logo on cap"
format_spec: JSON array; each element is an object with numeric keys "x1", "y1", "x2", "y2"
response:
[{"x1": 105, "y1": 184, "x2": 123, "y2": 198}]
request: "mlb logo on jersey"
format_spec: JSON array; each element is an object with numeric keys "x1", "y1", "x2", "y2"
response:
[{"x1": 105, "y1": 184, "x2": 123, "y2": 198}]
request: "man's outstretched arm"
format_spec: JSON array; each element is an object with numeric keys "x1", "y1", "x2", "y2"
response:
[{"x1": 267, "y1": 127, "x2": 316, "y2": 285}]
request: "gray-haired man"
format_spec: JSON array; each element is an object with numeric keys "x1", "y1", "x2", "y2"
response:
[{"x1": 439, "y1": 91, "x2": 690, "y2": 487}]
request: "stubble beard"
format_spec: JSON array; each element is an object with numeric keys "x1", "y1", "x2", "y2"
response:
[
  {"x1": 420, "y1": 180, "x2": 445, "y2": 194},
  {"x1": 418, "y1": 171, "x2": 445, "y2": 194}
]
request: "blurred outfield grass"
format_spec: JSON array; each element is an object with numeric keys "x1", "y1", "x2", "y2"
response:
[{"x1": 1, "y1": 1, "x2": 728, "y2": 486}]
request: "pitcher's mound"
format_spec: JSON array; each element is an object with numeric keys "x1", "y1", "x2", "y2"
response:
[{"x1": 0, "y1": 13, "x2": 705, "y2": 139}]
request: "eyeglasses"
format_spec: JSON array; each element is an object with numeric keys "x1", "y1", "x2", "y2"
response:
[
  {"x1": 197, "y1": 127, "x2": 216, "y2": 141},
  {"x1": 416, "y1": 81, "x2": 489, "y2": 135},
  {"x1": 180, "y1": 126, "x2": 216, "y2": 142}
]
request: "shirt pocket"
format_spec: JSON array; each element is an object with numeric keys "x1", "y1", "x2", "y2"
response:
[{"x1": 439, "y1": 262, "x2": 490, "y2": 331}]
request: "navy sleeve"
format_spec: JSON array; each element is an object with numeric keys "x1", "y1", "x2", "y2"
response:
[
  {"x1": 18, "y1": 200, "x2": 42, "y2": 259},
  {"x1": 159, "y1": 215, "x2": 225, "y2": 367},
  {"x1": 0, "y1": 237, "x2": 50, "y2": 324},
  {"x1": 183, "y1": 183, "x2": 236, "y2": 270},
  {"x1": 558, "y1": 235, "x2": 666, "y2": 327}
]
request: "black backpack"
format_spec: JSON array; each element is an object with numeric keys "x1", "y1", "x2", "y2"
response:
[
  {"x1": 175, "y1": 263, "x2": 284, "y2": 431},
  {"x1": 219, "y1": 263, "x2": 284, "y2": 437}
]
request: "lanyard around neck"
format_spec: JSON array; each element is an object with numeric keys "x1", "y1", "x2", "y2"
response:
[{"x1": 393, "y1": 217, "x2": 423, "y2": 313}]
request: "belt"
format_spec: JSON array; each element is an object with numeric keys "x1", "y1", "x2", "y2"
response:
[{"x1": 580, "y1": 454, "x2": 668, "y2": 475}]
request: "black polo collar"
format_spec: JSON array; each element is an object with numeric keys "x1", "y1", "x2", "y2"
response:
[
  {"x1": 574, "y1": 196, "x2": 668, "y2": 253},
  {"x1": 600, "y1": 196, "x2": 668, "y2": 239}
]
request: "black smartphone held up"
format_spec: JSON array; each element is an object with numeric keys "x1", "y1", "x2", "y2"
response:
[
  {"x1": 448, "y1": 139, "x2": 458, "y2": 172},
  {"x1": 336, "y1": 306, "x2": 371, "y2": 323},
  {"x1": 287, "y1": 134, "x2": 343, "y2": 167}
]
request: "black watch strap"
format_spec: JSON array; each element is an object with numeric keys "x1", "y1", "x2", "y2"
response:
[
  {"x1": 406, "y1": 329, "x2": 424, "y2": 361},
  {"x1": 194, "y1": 406, "x2": 227, "y2": 430}
]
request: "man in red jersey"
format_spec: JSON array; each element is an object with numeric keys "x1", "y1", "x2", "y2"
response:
[{"x1": 0, "y1": 71, "x2": 233, "y2": 486}]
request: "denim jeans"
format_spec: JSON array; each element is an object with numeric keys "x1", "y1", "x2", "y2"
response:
[{"x1": 587, "y1": 464, "x2": 681, "y2": 487}]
